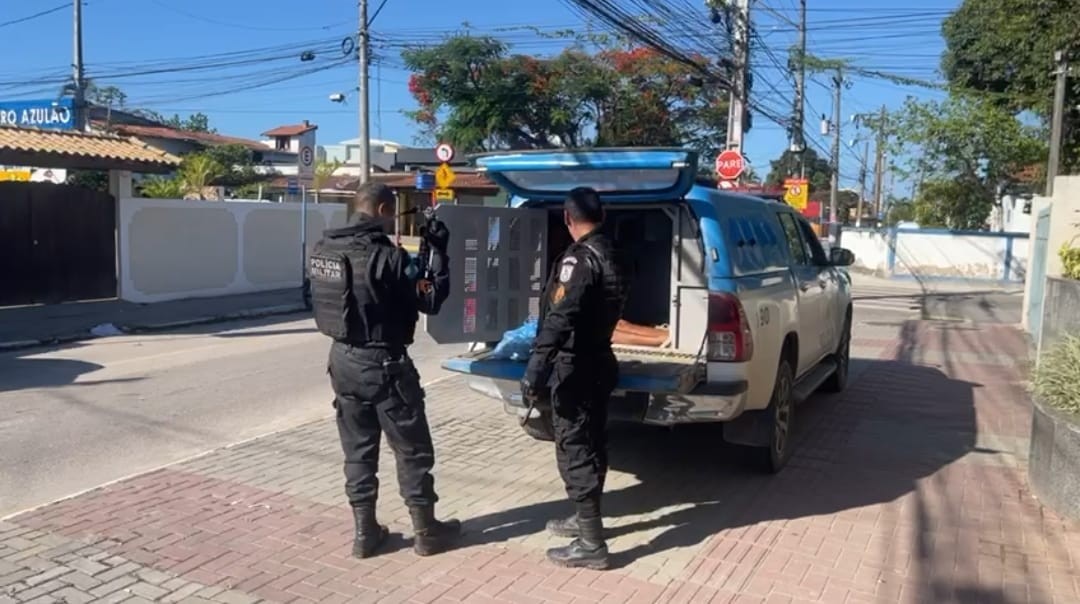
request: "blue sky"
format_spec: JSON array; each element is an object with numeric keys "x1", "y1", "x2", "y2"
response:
[{"x1": 0, "y1": 0, "x2": 957, "y2": 195}]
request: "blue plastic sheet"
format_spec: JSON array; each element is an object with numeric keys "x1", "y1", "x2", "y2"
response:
[{"x1": 488, "y1": 318, "x2": 537, "y2": 361}]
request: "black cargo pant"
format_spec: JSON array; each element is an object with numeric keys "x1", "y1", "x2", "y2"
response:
[
  {"x1": 550, "y1": 350, "x2": 618, "y2": 503},
  {"x1": 328, "y1": 341, "x2": 437, "y2": 508}
]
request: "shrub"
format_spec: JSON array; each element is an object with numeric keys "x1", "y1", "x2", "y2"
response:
[
  {"x1": 1033, "y1": 334, "x2": 1080, "y2": 416},
  {"x1": 1061, "y1": 241, "x2": 1080, "y2": 280}
]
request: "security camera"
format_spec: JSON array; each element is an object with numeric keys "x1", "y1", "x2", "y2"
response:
[{"x1": 329, "y1": 93, "x2": 346, "y2": 103}]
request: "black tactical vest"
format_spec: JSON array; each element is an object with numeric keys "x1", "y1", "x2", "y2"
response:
[
  {"x1": 581, "y1": 237, "x2": 629, "y2": 343},
  {"x1": 309, "y1": 227, "x2": 418, "y2": 349}
]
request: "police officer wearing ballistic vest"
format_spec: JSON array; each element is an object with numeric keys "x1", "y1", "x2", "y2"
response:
[
  {"x1": 520, "y1": 187, "x2": 629, "y2": 570},
  {"x1": 309, "y1": 183, "x2": 459, "y2": 559}
]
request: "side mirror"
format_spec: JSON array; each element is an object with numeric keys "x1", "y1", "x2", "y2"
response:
[{"x1": 830, "y1": 247, "x2": 855, "y2": 267}]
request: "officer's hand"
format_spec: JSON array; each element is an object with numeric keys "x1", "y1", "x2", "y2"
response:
[
  {"x1": 423, "y1": 219, "x2": 450, "y2": 252},
  {"x1": 520, "y1": 377, "x2": 538, "y2": 403}
]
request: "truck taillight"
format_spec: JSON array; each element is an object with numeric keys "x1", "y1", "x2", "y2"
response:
[{"x1": 707, "y1": 292, "x2": 753, "y2": 362}]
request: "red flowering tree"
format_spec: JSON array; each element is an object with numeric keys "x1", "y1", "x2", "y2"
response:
[{"x1": 401, "y1": 35, "x2": 729, "y2": 156}]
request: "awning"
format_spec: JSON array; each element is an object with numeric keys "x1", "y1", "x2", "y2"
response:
[{"x1": 0, "y1": 127, "x2": 181, "y2": 173}]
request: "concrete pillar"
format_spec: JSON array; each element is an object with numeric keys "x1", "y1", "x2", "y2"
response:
[{"x1": 108, "y1": 169, "x2": 132, "y2": 199}]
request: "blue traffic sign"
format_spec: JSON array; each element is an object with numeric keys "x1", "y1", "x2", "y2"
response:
[{"x1": 287, "y1": 177, "x2": 299, "y2": 195}]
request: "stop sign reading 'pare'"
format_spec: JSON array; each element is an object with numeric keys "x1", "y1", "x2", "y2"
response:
[{"x1": 715, "y1": 149, "x2": 745, "y2": 180}]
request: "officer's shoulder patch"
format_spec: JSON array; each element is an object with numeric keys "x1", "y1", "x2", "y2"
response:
[
  {"x1": 551, "y1": 283, "x2": 567, "y2": 304},
  {"x1": 558, "y1": 256, "x2": 578, "y2": 283}
]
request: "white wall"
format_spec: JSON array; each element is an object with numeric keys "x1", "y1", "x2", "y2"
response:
[
  {"x1": 843, "y1": 227, "x2": 1028, "y2": 282},
  {"x1": 118, "y1": 198, "x2": 346, "y2": 303}
]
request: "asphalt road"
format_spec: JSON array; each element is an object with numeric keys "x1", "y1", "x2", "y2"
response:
[
  {"x1": 0, "y1": 315, "x2": 462, "y2": 517},
  {"x1": 0, "y1": 277, "x2": 1024, "y2": 518}
]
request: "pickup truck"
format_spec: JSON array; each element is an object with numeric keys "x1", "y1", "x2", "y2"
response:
[{"x1": 423, "y1": 148, "x2": 855, "y2": 472}]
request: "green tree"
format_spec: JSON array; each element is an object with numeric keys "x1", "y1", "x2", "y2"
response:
[
  {"x1": 941, "y1": 0, "x2": 1080, "y2": 172},
  {"x1": 889, "y1": 95, "x2": 1045, "y2": 228},
  {"x1": 201, "y1": 144, "x2": 262, "y2": 188},
  {"x1": 165, "y1": 112, "x2": 214, "y2": 133},
  {"x1": 765, "y1": 147, "x2": 832, "y2": 195},
  {"x1": 65, "y1": 170, "x2": 109, "y2": 192},
  {"x1": 401, "y1": 35, "x2": 728, "y2": 157},
  {"x1": 178, "y1": 154, "x2": 225, "y2": 200},
  {"x1": 139, "y1": 176, "x2": 185, "y2": 199},
  {"x1": 312, "y1": 159, "x2": 342, "y2": 201}
]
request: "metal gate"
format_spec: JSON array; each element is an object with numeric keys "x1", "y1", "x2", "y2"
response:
[
  {"x1": 0, "y1": 182, "x2": 117, "y2": 307},
  {"x1": 1027, "y1": 206, "x2": 1052, "y2": 338}
]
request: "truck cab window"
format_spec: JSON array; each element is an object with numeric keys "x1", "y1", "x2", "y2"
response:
[
  {"x1": 795, "y1": 218, "x2": 829, "y2": 265},
  {"x1": 777, "y1": 213, "x2": 808, "y2": 265}
]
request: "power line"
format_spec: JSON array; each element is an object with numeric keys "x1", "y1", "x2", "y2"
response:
[
  {"x1": 147, "y1": 0, "x2": 351, "y2": 32},
  {"x1": 0, "y1": 2, "x2": 69, "y2": 29}
]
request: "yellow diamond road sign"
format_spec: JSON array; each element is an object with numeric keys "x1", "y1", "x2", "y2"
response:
[
  {"x1": 433, "y1": 188, "x2": 454, "y2": 200},
  {"x1": 435, "y1": 163, "x2": 456, "y2": 189}
]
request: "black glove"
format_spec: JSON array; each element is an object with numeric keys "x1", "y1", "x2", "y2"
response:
[
  {"x1": 422, "y1": 219, "x2": 449, "y2": 252},
  {"x1": 521, "y1": 377, "x2": 539, "y2": 404}
]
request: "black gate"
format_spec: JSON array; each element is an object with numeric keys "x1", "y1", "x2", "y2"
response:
[{"x1": 0, "y1": 182, "x2": 117, "y2": 306}]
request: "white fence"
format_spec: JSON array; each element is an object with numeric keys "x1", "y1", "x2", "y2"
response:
[
  {"x1": 842, "y1": 227, "x2": 1028, "y2": 282},
  {"x1": 118, "y1": 198, "x2": 346, "y2": 303}
]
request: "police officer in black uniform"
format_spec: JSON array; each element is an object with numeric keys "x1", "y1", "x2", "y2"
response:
[
  {"x1": 308, "y1": 183, "x2": 459, "y2": 559},
  {"x1": 520, "y1": 187, "x2": 628, "y2": 570}
]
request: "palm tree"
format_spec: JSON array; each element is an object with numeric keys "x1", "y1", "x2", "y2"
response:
[
  {"x1": 312, "y1": 159, "x2": 342, "y2": 202},
  {"x1": 178, "y1": 154, "x2": 225, "y2": 200},
  {"x1": 139, "y1": 176, "x2": 185, "y2": 199}
]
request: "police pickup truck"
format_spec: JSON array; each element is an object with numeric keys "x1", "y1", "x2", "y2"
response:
[{"x1": 423, "y1": 148, "x2": 854, "y2": 472}]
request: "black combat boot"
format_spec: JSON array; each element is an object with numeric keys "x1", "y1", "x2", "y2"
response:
[
  {"x1": 409, "y1": 505, "x2": 461, "y2": 556},
  {"x1": 545, "y1": 514, "x2": 580, "y2": 538},
  {"x1": 351, "y1": 505, "x2": 388, "y2": 559},
  {"x1": 546, "y1": 499, "x2": 609, "y2": 570}
]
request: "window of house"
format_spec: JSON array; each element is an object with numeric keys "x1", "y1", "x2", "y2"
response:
[{"x1": 275, "y1": 136, "x2": 289, "y2": 151}]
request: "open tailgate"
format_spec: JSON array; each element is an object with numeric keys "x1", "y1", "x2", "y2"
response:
[{"x1": 442, "y1": 346, "x2": 704, "y2": 397}]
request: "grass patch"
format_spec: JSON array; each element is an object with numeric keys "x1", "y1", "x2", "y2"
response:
[{"x1": 1033, "y1": 334, "x2": 1080, "y2": 416}]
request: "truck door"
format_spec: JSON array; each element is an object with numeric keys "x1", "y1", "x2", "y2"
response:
[{"x1": 424, "y1": 205, "x2": 549, "y2": 345}]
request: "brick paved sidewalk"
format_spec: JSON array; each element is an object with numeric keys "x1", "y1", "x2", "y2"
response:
[{"x1": 2, "y1": 320, "x2": 1078, "y2": 603}]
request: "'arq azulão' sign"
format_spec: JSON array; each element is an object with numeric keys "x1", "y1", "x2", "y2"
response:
[{"x1": 0, "y1": 99, "x2": 75, "y2": 131}]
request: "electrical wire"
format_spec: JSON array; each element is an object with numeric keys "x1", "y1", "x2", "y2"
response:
[{"x1": 0, "y1": 2, "x2": 69, "y2": 29}]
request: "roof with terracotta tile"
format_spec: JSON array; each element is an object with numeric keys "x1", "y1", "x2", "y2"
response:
[
  {"x1": 0, "y1": 127, "x2": 181, "y2": 172},
  {"x1": 99, "y1": 122, "x2": 270, "y2": 152},
  {"x1": 262, "y1": 122, "x2": 318, "y2": 137}
]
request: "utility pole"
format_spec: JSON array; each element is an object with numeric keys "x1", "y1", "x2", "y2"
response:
[
  {"x1": 829, "y1": 67, "x2": 843, "y2": 225},
  {"x1": 726, "y1": 0, "x2": 750, "y2": 156},
  {"x1": 856, "y1": 141, "x2": 869, "y2": 227},
  {"x1": 872, "y1": 104, "x2": 887, "y2": 218},
  {"x1": 1047, "y1": 49, "x2": 1069, "y2": 196},
  {"x1": 72, "y1": 0, "x2": 87, "y2": 131},
  {"x1": 357, "y1": 0, "x2": 371, "y2": 185},
  {"x1": 790, "y1": 0, "x2": 807, "y2": 178}
]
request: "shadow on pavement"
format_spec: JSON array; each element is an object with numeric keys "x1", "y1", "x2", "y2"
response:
[
  {"x1": 0, "y1": 355, "x2": 145, "y2": 393},
  {"x1": 455, "y1": 349, "x2": 1034, "y2": 601}
]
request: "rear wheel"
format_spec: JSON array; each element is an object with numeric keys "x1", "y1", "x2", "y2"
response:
[
  {"x1": 822, "y1": 310, "x2": 851, "y2": 393},
  {"x1": 758, "y1": 358, "x2": 795, "y2": 473},
  {"x1": 522, "y1": 410, "x2": 555, "y2": 442}
]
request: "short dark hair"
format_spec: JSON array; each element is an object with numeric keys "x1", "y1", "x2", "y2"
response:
[
  {"x1": 564, "y1": 187, "x2": 603, "y2": 224},
  {"x1": 353, "y1": 182, "x2": 395, "y2": 214}
]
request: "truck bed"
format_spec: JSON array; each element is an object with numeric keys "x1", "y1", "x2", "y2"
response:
[{"x1": 441, "y1": 345, "x2": 704, "y2": 394}]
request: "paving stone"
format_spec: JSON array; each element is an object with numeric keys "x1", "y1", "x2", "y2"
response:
[
  {"x1": 1, "y1": 319, "x2": 1076, "y2": 604},
  {"x1": 126, "y1": 582, "x2": 169, "y2": 600},
  {"x1": 50, "y1": 587, "x2": 95, "y2": 604},
  {"x1": 88, "y1": 576, "x2": 137, "y2": 599},
  {"x1": 133, "y1": 569, "x2": 172, "y2": 586}
]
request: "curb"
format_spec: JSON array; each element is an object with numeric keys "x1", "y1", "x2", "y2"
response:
[{"x1": 0, "y1": 303, "x2": 308, "y2": 352}]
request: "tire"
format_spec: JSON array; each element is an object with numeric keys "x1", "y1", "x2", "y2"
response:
[
  {"x1": 821, "y1": 310, "x2": 851, "y2": 393},
  {"x1": 758, "y1": 358, "x2": 796, "y2": 474},
  {"x1": 521, "y1": 410, "x2": 555, "y2": 442}
]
